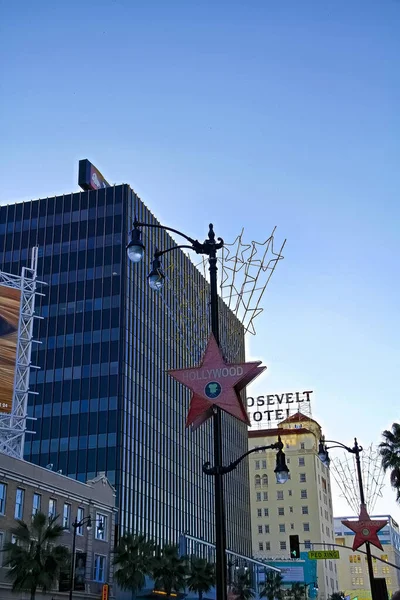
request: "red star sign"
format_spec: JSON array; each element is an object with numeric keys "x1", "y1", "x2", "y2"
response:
[
  {"x1": 341, "y1": 504, "x2": 388, "y2": 551},
  {"x1": 168, "y1": 334, "x2": 266, "y2": 429}
]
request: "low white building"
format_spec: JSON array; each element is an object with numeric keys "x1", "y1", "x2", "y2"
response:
[{"x1": 0, "y1": 453, "x2": 117, "y2": 600}]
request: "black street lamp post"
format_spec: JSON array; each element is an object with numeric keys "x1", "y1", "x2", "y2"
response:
[
  {"x1": 69, "y1": 515, "x2": 103, "y2": 600},
  {"x1": 318, "y1": 438, "x2": 377, "y2": 600},
  {"x1": 127, "y1": 221, "x2": 289, "y2": 600},
  {"x1": 128, "y1": 221, "x2": 229, "y2": 600}
]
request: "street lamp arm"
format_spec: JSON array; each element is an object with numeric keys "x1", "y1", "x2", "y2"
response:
[
  {"x1": 134, "y1": 219, "x2": 198, "y2": 246},
  {"x1": 203, "y1": 441, "x2": 284, "y2": 476},
  {"x1": 323, "y1": 440, "x2": 363, "y2": 454},
  {"x1": 154, "y1": 245, "x2": 198, "y2": 258},
  {"x1": 133, "y1": 220, "x2": 224, "y2": 256},
  {"x1": 72, "y1": 515, "x2": 92, "y2": 529}
]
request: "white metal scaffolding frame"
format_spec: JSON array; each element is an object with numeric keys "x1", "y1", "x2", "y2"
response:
[{"x1": 0, "y1": 247, "x2": 45, "y2": 458}]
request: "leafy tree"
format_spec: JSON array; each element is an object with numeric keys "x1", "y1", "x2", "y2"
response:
[
  {"x1": 287, "y1": 582, "x2": 306, "y2": 600},
  {"x1": 259, "y1": 570, "x2": 284, "y2": 600},
  {"x1": 187, "y1": 556, "x2": 215, "y2": 600},
  {"x1": 113, "y1": 534, "x2": 156, "y2": 599},
  {"x1": 379, "y1": 422, "x2": 400, "y2": 503},
  {"x1": 152, "y1": 544, "x2": 188, "y2": 597},
  {"x1": 3, "y1": 512, "x2": 70, "y2": 600},
  {"x1": 233, "y1": 569, "x2": 255, "y2": 600}
]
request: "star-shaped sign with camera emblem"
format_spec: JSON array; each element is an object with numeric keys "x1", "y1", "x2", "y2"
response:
[
  {"x1": 342, "y1": 504, "x2": 388, "y2": 551},
  {"x1": 168, "y1": 334, "x2": 266, "y2": 429}
]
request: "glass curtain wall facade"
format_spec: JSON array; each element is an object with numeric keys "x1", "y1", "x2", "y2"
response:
[{"x1": 0, "y1": 184, "x2": 251, "y2": 554}]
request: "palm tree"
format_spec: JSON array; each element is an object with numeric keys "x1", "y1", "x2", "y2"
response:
[
  {"x1": 113, "y1": 533, "x2": 156, "y2": 599},
  {"x1": 187, "y1": 556, "x2": 215, "y2": 600},
  {"x1": 379, "y1": 422, "x2": 400, "y2": 502},
  {"x1": 152, "y1": 544, "x2": 188, "y2": 597},
  {"x1": 232, "y1": 569, "x2": 255, "y2": 600},
  {"x1": 259, "y1": 570, "x2": 284, "y2": 600},
  {"x1": 3, "y1": 512, "x2": 70, "y2": 600},
  {"x1": 287, "y1": 582, "x2": 305, "y2": 600}
]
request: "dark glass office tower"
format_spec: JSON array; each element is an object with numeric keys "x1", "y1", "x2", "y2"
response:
[{"x1": 0, "y1": 184, "x2": 251, "y2": 554}]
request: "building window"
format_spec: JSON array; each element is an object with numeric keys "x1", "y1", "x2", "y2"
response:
[
  {"x1": 257, "y1": 509, "x2": 262, "y2": 518},
  {"x1": 264, "y1": 508, "x2": 269, "y2": 517},
  {"x1": 32, "y1": 494, "x2": 41, "y2": 516},
  {"x1": 299, "y1": 457, "x2": 305, "y2": 466},
  {"x1": 302, "y1": 506, "x2": 309, "y2": 515},
  {"x1": 263, "y1": 492, "x2": 268, "y2": 501},
  {"x1": 304, "y1": 540, "x2": 311, "y2": 549},
  {"x1": 262, "y1": 474, "x2": 268, "y2": 486},
  {"x1": 288, "y1": 490, "x2": 292, "y2": 496},
  {"x1": 291, "y1": 523, "x2": 294, "y2": 530},
  {"x1": 255, "y1": 475, "x2": 261, "y2": 487},
  {"x1": 301, "y1": 490, "x2": 307, "y2": 499},
  {"x1": 256, "y1": 493, "x2": 261, "y2": 502},
  {"x1": 386, "y1": 578, "x2": 392, "y2": 585},
  {"x1": 280, "y1": 541, "x2": 286, "y2": 550},
  {"x1": 259, "y1": 542, "x2": 264, "y2": 551},
  {"x1": 278, "y1": 507, "x2": 284, "y2": 516},
  {"x1": 63, "y1": 503, "x2": 71, "y2": 529},
  {"x1": 258, "y1": 525, "x2": 263, "y2": 534},
  {"x1": 93, "y1": 554, "x2": 106, "y2": 582},
  {"x1": 262, "y1": 460, "x2": 267, "y2": 469},
  {"x1": 14, "y1": 489, "x2": 24, "y2": 520},
  {"x1": 289, "y1": 506, "x2": 293, "y2": 513},
  {"x1": 0, "y1": 483, "x2": 6, "y2": 515},
  {"x1": 303, "y1": 523, "x2": 310, "y2": 532},
  {"x1": 48, "y1": 499, "x2": 57, "y2": 518},
  {"x1": 279, "y1": 524, "x2": 285, "y2": 533},
  {"x1": 300, "y1": 442, "x2": 305, "y2": 449},
  {"x1": 11, "y1": 534, "x2": 18, "y2": 545},
  {"x1": 300, "y1": 473, "x2": 306, "y2": 483},
  {"x1": 95, "y1": 513, "x2": 107, "y2": 540},
  {"x1": 0, "y1": 531, "x2": 3, "y2": 565},
  {"x1": 265, "y1": 541, "x2": 271, "y2": 551},
  {"x1": 77, "y1": 508, "x2": 84, "y2": 535},
  {"x1": 255, "y1": 460, "x2": 260, "y2": 470},
  {"x1": 277, "y1": 491, "x2": 284, "y2": 500},
  {"x1": 382, "y1": 566, "x2": 390, "y2": 574},
  {"x1": 286, "y1": 458, "x2": 290, "y2": 464},
  {"x1": 265, "y1": 525, "x2": 270, "y2": 534}
]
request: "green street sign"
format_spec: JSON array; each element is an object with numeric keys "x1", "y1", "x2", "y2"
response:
[{"x1": 308, "y1": 550, "x2": 340, "y2": 560}]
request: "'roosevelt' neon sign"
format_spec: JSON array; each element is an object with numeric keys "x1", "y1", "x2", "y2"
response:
[{"x1": 247, "y1": 390, "x2": 313, "y2": 423}]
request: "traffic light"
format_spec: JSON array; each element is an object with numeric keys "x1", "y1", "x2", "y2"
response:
[{"x1": 289, "y1": 535, "x2": 300, "y2": 559}]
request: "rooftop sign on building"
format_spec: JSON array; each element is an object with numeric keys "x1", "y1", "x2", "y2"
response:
[
  {"x1": 78, "y1": 159, "x2": 110, "y2": 191},
  {"x1": 246, "y1": 390, "x2": 314, "y2": 427}
]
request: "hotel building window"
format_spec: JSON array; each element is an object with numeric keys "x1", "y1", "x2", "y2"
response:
[
  {"x1": 0, "y1": 484, "x2": 6, "y2": 514},
  {"x1": 32, "y1": 493, "x2": 41, "y2": 516},
  {"x1": 14, "y1": 489, "x2": 24, "y2": 520},
  {"x1": 48, "y1": 499, "x2": 57, "y2": 518}
]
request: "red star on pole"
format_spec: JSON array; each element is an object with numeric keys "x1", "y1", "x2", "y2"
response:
[
  {"x1": 168, "y1": 334, "x2": 266, "y2": 429},
  {"x1": 341, "y1": 505, "x2": 388, "y2": 551}
]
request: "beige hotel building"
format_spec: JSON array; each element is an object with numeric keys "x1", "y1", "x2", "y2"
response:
[{"x1": 248, "y1": 413, "x2": 339, "y2": 600}]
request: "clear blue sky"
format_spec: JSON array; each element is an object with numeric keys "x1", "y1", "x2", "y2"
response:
[{"x1": 1, "y1": 0, "x2": 399, "y2": 516}]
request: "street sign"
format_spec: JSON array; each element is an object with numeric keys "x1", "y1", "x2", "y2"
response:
[{"x1": 308, "y1": 550, "x2": 340, "y2": 560}]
